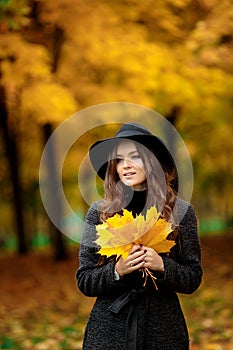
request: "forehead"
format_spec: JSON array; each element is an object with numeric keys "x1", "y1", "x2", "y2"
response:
[{"x1": 116, "y1": 140, "x2": 138, "y2": 154}]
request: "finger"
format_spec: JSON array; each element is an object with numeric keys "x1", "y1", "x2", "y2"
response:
[
  {"x1": 129, "y1": 249, "x2": 145, "y2": 262},
  {"x1": 129, "y1": 244, "x2": 142, "y2": 254},
  {"x1": 142, "y1": 246, "x2": 158, "y2": 256},
  {"x1": 129, "y1": 253, "x2": 147, "y2": 267},
  {"x1": 142, "y1": 245, "x2": 151, "y2": 252},
  {"x1": 129, "y1": 260, "x2": 145, "y2": 269}
]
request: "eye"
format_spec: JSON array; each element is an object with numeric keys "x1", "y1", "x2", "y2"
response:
[
  {"x1": 131, "y1": 154, "x2": 141, "y2": 160},
  {"x1": 116, "y1": 158, "x2": 123, "y2": 163}
]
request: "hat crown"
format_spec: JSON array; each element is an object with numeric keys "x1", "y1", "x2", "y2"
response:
[
  {"x1": 89, "y1": 122, "x2": 178, "y2": 191},
  {"x1": 115, "y1": 123, "x2": 152, "y2": 137}
]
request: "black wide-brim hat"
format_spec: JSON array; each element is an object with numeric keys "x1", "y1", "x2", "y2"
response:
[{"x1": 89, "y1": 122, "x2": 178, "y2": 190}]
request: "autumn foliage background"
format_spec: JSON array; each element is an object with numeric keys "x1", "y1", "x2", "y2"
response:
[{"x1": 0, "y1": 0, "x2": 233, "y2": 349}]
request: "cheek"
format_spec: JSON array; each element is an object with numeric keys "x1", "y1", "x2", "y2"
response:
[
  {"x1": 140, "y1": 171, "x2": 147, "y2": 181},
  {"x1": 135, "y1": 159, "x2": 144, "y2": 168},
  {"x1": 139, "y1": 167, "x2": 147, "y2": 181},
  {"x1": 116, "y1": 164, "x2": 121, "y2": 175},
  {"x1": 136, "y1": 161, "x2": 145, "y2": 173}
]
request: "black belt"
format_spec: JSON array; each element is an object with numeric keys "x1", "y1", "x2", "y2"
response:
[{"x1": 108, "y1": 288, "x2": 148, "y2": 350}]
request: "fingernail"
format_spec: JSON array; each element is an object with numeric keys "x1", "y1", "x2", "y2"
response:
[
  {"x1": 140, "y1": 244, "x2": 143, "y2": 247},
  {"x1": 144, "y1": 249, "x2": 147, "y2": 253}
]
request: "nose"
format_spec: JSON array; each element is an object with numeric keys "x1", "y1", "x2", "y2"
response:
[{"x1": 123, "y1": 158, "x2": 132, "y2": 168}]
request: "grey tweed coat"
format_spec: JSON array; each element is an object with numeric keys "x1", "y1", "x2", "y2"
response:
[{"x1": 76, "y1": 198, "x2": 202, "y2": 350}]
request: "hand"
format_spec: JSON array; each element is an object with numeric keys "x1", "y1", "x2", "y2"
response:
[
  {"x1": 141, "y1": 246, "x2": 165, "y2": 273},
  {"x1": 115, "y1": 244, "x2": 146, "y2": 277}
]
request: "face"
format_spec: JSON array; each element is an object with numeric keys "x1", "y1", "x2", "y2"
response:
[{"x1": 116, "y1": 140, "x2": 147, "y2": 190}]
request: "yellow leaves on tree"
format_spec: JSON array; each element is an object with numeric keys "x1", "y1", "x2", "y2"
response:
[{"x1": 95, "y1": 206, "x2": 176, "y2": 260}]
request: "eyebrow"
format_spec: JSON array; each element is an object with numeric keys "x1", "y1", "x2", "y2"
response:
[{"x1": 116, "y1": 151, "x2": 139, "y2": 157}]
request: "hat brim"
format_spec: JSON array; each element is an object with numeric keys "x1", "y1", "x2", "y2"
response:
[{"x1": 89, "y1": 134, "x2": 178, "y2": 190}]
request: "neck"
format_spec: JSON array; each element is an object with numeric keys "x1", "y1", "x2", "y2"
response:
[{"x1": 124, "y1": 187, "x2": 147, "y2": 216}]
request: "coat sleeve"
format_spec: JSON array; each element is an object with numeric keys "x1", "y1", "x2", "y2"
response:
[
  {"x1": 160, "y1": 204, "x2": 202, "y2": 294},
  {"x1": 76, "y1": 202, "x2": 129, "y2": 297}
]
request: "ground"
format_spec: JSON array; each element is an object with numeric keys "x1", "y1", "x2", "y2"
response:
[{"x1": 0, "y1": 234, "x2": 232, "y2": 349}]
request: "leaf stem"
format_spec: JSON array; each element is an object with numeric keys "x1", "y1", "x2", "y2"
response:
[{"x1": 141, "y1": 268, "x2": 158, "y2": 290}]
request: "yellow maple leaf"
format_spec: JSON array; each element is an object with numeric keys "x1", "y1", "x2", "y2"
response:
[
  {"x1": 135, "y1": 217, "x2": 175, "y2": 253},
  {"x1": 98, "y1": 243, "x2": 133, "y2": 260},
  {"x1": 95, "y1": 206, "x2": 175, "y2": 260},
  {"x1": 106, "y1": 209, "x2": 135, "y2": 228},
  {"x1": 95, "y1": 227, "x2": 114, "y2": 247}
]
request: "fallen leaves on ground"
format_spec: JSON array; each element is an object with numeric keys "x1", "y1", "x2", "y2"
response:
[
  {"x1": 0, "y1": 234, "x2": 233, "y2": 349},
  {"x1": 0, "y1": 249, "x2": 94, "y2": 350},
  {"x1": 181, "y1": 235, "x2": 233, "y2": 350}
]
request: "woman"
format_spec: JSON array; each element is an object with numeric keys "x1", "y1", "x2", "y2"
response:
[{"x1": 76, "y1": 122, "x2": 202, "y2": 350}]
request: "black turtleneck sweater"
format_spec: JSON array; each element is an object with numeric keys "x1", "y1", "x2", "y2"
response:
[{"x1": 125, "y1": 189, "x2": 147, "y2": 217}]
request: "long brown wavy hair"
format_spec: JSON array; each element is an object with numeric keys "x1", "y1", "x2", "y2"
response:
[
  {"x1": 96, "y1": 140, "x2": 180, "y2": 267},
  {"x1": 99, "y1": 141, "x2": 178, "y2": 240}
]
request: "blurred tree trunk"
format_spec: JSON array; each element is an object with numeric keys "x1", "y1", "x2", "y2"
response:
[
  {"x1": 42, "y1": 123, "x2": 67, "y2": 260},
  {"x1": 51, "y1": 25, "x2": 65, "y2": 74},
  {"x1": 165, "y1": 105, "x2": 181, "y2": 146},
  {"x1": 164, "y1": 106, "x2": 182, "y2": 193},
  {"x1": 0, "y1": 59, "x2": 28, "y2": 253}
]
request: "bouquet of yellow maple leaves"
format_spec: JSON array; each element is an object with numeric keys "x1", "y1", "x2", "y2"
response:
[{"x1": 95, "y1": 206, "x2": 176, "y2": 289}]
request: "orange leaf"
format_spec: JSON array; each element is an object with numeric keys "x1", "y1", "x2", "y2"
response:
[{"x1": 136, "y1": 217, "x2": 175, "y2": 253}]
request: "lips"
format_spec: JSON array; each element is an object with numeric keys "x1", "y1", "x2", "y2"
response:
[{"x1": 123, "y1": 172, "x2": 136, "y2": 177}]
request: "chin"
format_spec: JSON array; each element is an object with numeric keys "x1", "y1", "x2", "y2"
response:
[{"x1": 122, "y1": 180, "x2": 133, "y2": 187}]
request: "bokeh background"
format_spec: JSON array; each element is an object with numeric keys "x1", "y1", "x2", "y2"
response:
[{"x1": 0, "y1": 1, "x2": 233, "y2": 349}]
